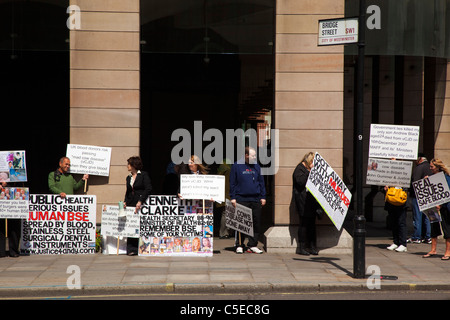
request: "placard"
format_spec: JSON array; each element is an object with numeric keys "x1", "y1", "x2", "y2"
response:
[
  {"x1": 0, "y1": 187, "x2": 29, "y2": 219},
  {"x1": 101, "y1": 205, "x2": 140, "y2": 238},
  {"x1": 412, "y1": 172, "x2": 450, "y2": 211},
  {"x1": 138, "y1": 195, "x2": 213, "y2": 256},
  {"x1": 366, "y1": 158, "x2": 413, "y2": 188},
  {"x1": 0, "y1": 150, "x2": 27, "y2": 182},
  {"x1": 306, "y1": 153, "x2": 351, "y2": 231},
  {"x1": 21, "y1": 194, "x2": 97, "y2": 255},
  {"x1": 368, "y1": 124, "x2": 420, "y2": 160},
  {"x1": 180, "y1": 174, "x2": 225, "y2": 203},
  {"x1": 225, "y1": 199, "x2": 253, "y2": 237},
  {"x1": 66, "y1": 144, "x2": 112, "y2": 176}
]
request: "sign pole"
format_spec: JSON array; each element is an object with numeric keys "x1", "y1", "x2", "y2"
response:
[{"x1": 353, "y1": 0, "x2": 366, "y2": 279}]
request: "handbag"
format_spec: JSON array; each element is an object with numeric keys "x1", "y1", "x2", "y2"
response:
[{"x1": 385, "y1": 187, "x2": 407, "y2": 206}]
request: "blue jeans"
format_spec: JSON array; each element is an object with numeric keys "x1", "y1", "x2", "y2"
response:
[{"x1": 411, "y1": 197, "x2": 430, "y2": 240}]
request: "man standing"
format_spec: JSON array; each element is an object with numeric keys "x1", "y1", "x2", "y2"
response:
[
  {"x1": 48, "y1": 157, "x2": 89, "y2": 198},
  {"x1": 230, "y1": 147, "x2": 266, "y2": 254},
  {"x1": 409, "y1": 153, "x2": 433, "y2": 244}
]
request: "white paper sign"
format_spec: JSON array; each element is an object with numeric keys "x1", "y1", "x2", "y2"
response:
[
  {"x1": 366, "y1": 158, "x2": 413, "y2": 188},
  {"x1": 0, "y1": 187, "x2": 29, "y2": 219},
  {"x1": 66, "y1": 144, "x2": 112, "y2": 176},
  {"x1": 412, "y1": 172, "x2": 450, "y2": 211},
  {"x1": 0, "y1": 150, "x2": 27, "y2": 182},
  {"x1": 306, "y1": 153, "x2": 351, "y2": 231},
  {"x1": 368, "y1": 124, "x2": 420, "y2": 160},
  {"x1": 101, "y1": 205, "x2": 140, "y2": 238},
  {"x1": 180, "y1": 174, "x2": 225, "y2": 203},
  {"x1": 225, "y1": 199, "x2": 254, "y2": 237}
]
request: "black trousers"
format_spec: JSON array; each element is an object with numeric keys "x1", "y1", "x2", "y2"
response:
[
  {"x1": 387, "y1": 205, "x2": 407, "y2": 247},
  {"x1": 0, "y1": 219, "x2": 21, "y2": 257},
  {"x1": 298, "y1": 216, "x2": 316, "y2": 246},
  {"x1": 235, "y1": 201, "x2": 262, "y2": 248}
]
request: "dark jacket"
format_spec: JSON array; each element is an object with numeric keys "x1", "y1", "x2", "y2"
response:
[
  {"x1": 230, "y1": 161, "x2": 266, "y2": 202},
  {"x1": 292, "y1": 162, "x2": 320, "y2": 218},
  {"x1": 410, "y1": 160, "x2": 433, "y2": 198},
  {"x1": 124, "y1": 171, "x2": 152, "y2": 206}
]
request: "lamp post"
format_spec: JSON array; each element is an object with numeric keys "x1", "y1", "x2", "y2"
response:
[{"x1": 353, "y1": 0, "x2": 366, "y2": 279}]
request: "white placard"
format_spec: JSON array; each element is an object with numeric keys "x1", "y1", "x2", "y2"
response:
[
  {"x1": 318, "y1": 17, "x2": 358, "y2": 46},
  {"x1": 306, "y1": 153, "x2": 351, "y2": 231},
  {"x1": 180, "y1": 174, "x2": 225, "y2": 203},
  {"x1": 0, "y1": 150, "x2": 27, "y2": 182},
  {"x1": 368, "y1": 124, "x2": 420, "y2": 160},
  {"x1": 101, "y1": 205, "x2": 140, "y2": 238},
  {"x1": 66, "y1": 144, "x2": 112, "y2": 176},
  {"x1": 225, "y1": 199, "x2": 253, "y2": 237},
  {"x1": 0, "y1": 187, "x2": 29, "y2": 219},
  {"x1": 412, "y1": 172, "x2": 450, "y2": 211},
  {"x1": 366, "y1": 158, "x2": 413, "y2": 188}
]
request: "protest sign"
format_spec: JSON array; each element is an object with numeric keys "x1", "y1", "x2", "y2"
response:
[
  {"x1": 139, "y1": 195, "x2": 213, "y2": 256},
  {"x1": 101, "y1": 205, "x2": 140, "y2": 238},
  {"x1": 0, "y1": 150, "x2": 27, "y2": 182},
  {"x1": 224, "y1": 199, "x2": 253, "y2": 237},
  {"x1": 368, "y1": 124, "x2": 419, "y2": 160},
  {"x1": 366, "y1": 158, "x2": 412, "y2": 188},
  {"x1": 306, "y1": 153, "x2": 351, "y2": 231},
  {"x1": 66, "y1": 144, "x2": 112, "y2": 176},
  {"x1": 180, "y1": 174, "x2": 225, "y2": 203},
  {"x1": 0, "y1": 187, "x2": 29, "y2": 219},
  {"x1": 412, "y1": 172, "x2": 450, "y2": 211},
  {"x1": 21, "y1": 194, "x2": 97, "y2": 255}
]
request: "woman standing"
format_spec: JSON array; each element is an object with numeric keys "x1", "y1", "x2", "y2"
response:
[
  {"x1": 292, "y1": 152, "x2": 320, "y2": 255},
  {"x1": 422, "y1": 158, "x2": 450, "y2": 260},
  {"x1": 124, "y1": 156, "x2": 152, "y2": 256}
]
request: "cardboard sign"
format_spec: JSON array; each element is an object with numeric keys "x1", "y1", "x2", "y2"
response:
[
  {"x1": 66, "y1": 144, "x2": 112, "y2": 176},
  {"x1": 366, "y1": 158, "x2": 412, "y2": 188},
  {"x1": 368, "y1": 124, "x2": 419, "y2": 160},
  {"x1": 225, "y1": 199, "x2": 253, "y2": 237},
  {"x1": 21, "y1": 194, "x2": 97, "y2": 255},
  {"x1": 180, "y1": 174, "x2": 225, "y2": 203},
  {"x1": 306, "y1": 153, "x2": 351, "y2": 231},
  {"x1": 412, "y1": 172, "x2": 450, "y2": 211}
]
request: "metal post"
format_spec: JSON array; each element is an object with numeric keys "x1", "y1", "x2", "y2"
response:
[{"x1": 353, "y1": 0, "x2": 366, "y2": 279}]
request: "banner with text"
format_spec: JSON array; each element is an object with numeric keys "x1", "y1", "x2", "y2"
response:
[
  {"x1": 306, "y1": 153, "x2": 351, "y2": 231},
  {"x1": 412, "y1": 172, "x2": 450, "y2": 211},
  {"x1": 180, "y1": 174, "x2": 225, "y2": 203},
  {"x1": 21, "y1": 194, "x2": 97, "y2": 255},
  {"x1": 139, "y1": 195, "x2": 214, "y2": 257},
  {"x1": 366, "y1": 158, "x2": 413, "y2": 188},
  {"x1": 225, "y1": 199, "x2": 253, "y2": 237},
  {"x1": 0, "y1": 187, "x2": 29, "y2": 219},
  {"x1": 368, "y1": 124, "x2": 420, "y2": 160},
  {"x1": 66, "y1": 144, "x2": 112, "y2": 176},
  {"x1": 0, "y1": 150, "x2": 27, "y2": 182},
  {"x1": 101, "y1": 205, "x2": 140, "y2": 238}
]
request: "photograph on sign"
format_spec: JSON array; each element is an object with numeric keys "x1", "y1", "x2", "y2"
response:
[
  {"x1": 368, "y1": 124, "x2": 420, "y2": 160},
  {"x1": 66, "y1": 144, "x2": 112, "y2": 176},
  {"x1": 0, "y1": 187, "x2": 29, "y2": 219},
  {"x1": 318, "y1": 17, "x2": 358, "y2": 46},
  {"x1": 180, "y1": 174, "x2": 225, "y2": 203},
  {"x1": 225, "y1": 199, "x2": 253, "y2": 237},
  {"x1": 0, "y1": 150, "x2": 27, "y2": 182},
  {"x1": 412, "y1": 172, "x2": 450, "y2": 212},
  {"x1": 305, "y1": 153, "x2": 351, "y2": 231},
  {"x1": 366, "y1": 158, "x2": 412, "y2": 188}
]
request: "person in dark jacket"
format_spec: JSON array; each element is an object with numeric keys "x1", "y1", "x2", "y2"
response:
[
  {"x1": 230, "y1": 147, "x2": 266, "y2": 254},
  {"x1": 292, "y1": 152, "x2": 321, "y2": 255},
  {"x1": 124, "y1": 156, "x2": 152, "y2": 255}
]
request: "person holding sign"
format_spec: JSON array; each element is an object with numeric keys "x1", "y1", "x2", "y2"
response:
[
  {"x1": 0, "y1": 182, "x2": 21, "y2": 258},
  {"x1": 230, "y1": 147, "x2": 266, "y2": 254},
  {"x1": 124, "y1": 156, "x2": 152, "y2": 256},
  {"x1": 292, "y1": 152, "x2": 321, "y2": 256},
  {"x1": 48, "y1": 157, "x2": 89, "y2": 198},
  {"x1": 422, "y1": 159, "x2": 450, "y2": 260}
]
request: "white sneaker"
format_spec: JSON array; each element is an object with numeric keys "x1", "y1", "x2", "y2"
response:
[
  {"x1": 387, "y1": 244, "x2": 398, "y2": 251},
  {"x1": 395, "y1": 245, "x2": 407, "y2": 252},
  {"x1": 247, "y1": 247, "x2": 263, "y2": 254},
  {"x1": 236, "y1": 247, "x2": 243, "y2": 254}
]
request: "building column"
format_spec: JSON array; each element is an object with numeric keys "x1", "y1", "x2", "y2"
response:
[
  {"x1": 265, "y1": 0, "x2": 352, "y2": 253},
  {"x1": 69, "y1": 0, "x2": 141, "y2": 222}
]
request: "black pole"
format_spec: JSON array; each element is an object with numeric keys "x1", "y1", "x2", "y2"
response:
[{"x1": 353, "y1": 0, "x2": 366, "y2": 279}]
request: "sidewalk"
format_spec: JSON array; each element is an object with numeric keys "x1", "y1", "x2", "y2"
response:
[{"x1": 1, "y1": 231, "x2": 450, "y2": 298}]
